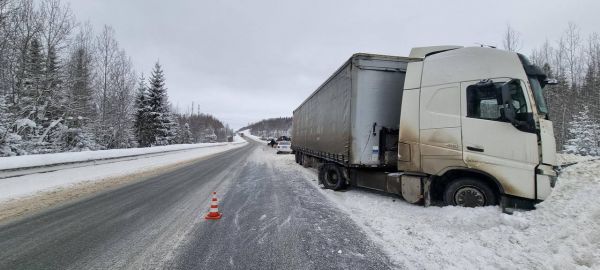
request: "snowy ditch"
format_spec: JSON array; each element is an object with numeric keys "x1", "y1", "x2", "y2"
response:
[{"x1": 273, "y1": 153, "x2": 600, "y2": 269}]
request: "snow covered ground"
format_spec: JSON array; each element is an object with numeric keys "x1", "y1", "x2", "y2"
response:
[
  {"x1": 272, "y1": 153, "x2": 600, "y2": 269},
  {"x1": 0, "y1": 138, "x2": 247, "y2": 202},
  {"x1": 557, "y1": 153, "x2": 599, "y2": 165}
]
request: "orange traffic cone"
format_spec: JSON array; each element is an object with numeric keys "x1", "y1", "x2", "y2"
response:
[{"x1": 205, "y1": 192, "x2": 222, "y2": 220}]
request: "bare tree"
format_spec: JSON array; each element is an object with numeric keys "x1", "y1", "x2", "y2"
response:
[
  {"x1": 553, "y1": 37, "x2": 567, "y2": 79},
  {"x1": 564, "y1": 22, "x2": 584, "y2": 88},
  {"x1": 39, "y1": 0, "x2": 73, "y2": 53},
  {"x1": 531, "y1": 39, "x2": 553, "y2": 67},
  {"x1": 94, "y1": 25, "x2": 118, "y2": 123},
  {"x1": 502, "y1": 24, "x2": 522, "y2": 52},
  {"x1": 584, "y1": 34, "x2": 600, "y2": 120},
  {"x1": 107, "y1": 49, "x2": 136, "y2": 148}
]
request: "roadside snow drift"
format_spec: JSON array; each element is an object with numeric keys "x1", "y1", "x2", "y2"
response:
[
  {"x1": 277, "y1": 154, "x2": 600, "y2": 269},
  {"x1": 0, "y1": 141, "x2": 242, "y2": 171},
  {"x1": 0, "y1": 139, "x2": 247, "y2": 202}
]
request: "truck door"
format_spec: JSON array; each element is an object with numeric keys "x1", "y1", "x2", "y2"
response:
[
  {"x1": 460, "y1": 79, "x2": 538, "y2": 199},
  {"x1": 419, "y1": 83, "x2": 464, "y2": 174}
]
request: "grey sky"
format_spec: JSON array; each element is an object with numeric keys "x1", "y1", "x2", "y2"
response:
[{"x1": 68, "y1": 0, "x2": 599, "y2": 129}]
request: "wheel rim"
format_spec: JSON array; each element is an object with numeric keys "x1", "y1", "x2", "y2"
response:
[
  {"x1": 454, "y1": 186, "x2": 486, "y2": 207},
  {"x1": 324, "y1": 169, "x2": 339, "y2": 187}
]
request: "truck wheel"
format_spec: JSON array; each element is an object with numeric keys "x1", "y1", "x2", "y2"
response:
[
  {"x1": 319, "y1": 164, "x2": 346, "y2": 190},
  {"x1": 443, "y1": 178, "x2": 498, "y2": 207},
  {"x1": 295, "y1": 153, "x2": 301, "y2": 164}
]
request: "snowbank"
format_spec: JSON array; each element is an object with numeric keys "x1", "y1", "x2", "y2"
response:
[
  {"x1": 0, "y1": 140, "x2": 244, "y2": 171},
  {"x1": 277, "y1": 154, "x2": 600, "y2": 269},
  {"x1": 557, "y1": 153, "x2": 598, "y2": 165},
  {"x1": 0, "y1": 140, "x2": 247, "y2": 202}
]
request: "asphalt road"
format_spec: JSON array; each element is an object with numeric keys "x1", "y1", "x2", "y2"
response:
[{"x1": 0, "y1": 140, "x2": 394, "y2": 270}]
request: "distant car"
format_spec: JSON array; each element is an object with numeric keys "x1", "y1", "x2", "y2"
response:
[
  {"x1": 276, "y1": 141, "x2": 292, "y2": 154},
  {"x1": 260, "y1": 136, "x2": 267, "y2": 140},
  {"x1": 276, "y1": 136, "x2": 290, "y2": 142}
]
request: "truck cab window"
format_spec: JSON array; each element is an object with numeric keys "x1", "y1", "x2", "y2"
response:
[
  {"x1": 467, "y1": 80, "x2": 530, "y2": 121},
  {"x1": 467, "y1": 84, "x2": 501, "y2": 120},
  {"x1": 508, "y1": 81, "x2": 529, "y2": 114}
]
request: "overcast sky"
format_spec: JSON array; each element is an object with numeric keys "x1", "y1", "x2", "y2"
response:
[{"x1": 68, "y1": 0, "x2": 599, "y2": 129}]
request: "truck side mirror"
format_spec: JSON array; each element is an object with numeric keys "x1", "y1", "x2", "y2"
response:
[
  {"x1": 544, "y1": 78, "x2": 558, "y2": 86},
  {"x1": 500, "y1": 80, "x2": 518, "y2": 126}
]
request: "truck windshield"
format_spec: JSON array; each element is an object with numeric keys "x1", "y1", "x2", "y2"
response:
[
  {"x1": 528, "y1": 76, "x2": 548, "y2": 115},
  {"x1": 517, "y1": 53, "x2": 549, "y2": 116}
]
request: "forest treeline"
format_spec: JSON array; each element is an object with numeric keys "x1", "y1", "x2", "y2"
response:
[
  {"x1": 240, "y1": 117, "x2": 292, "y2": 138},
  {"x1": 0, "y1": 0, "x2": 230, "y2": 156},
  {"x1": 523, "y1": 23, "x2": 600, "y2": 155}
]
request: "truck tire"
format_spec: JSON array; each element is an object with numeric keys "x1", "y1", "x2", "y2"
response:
[
  {"x1": 319, "y1": 164, "x2": 346, "y2": 190},
  {"x1": 443, "y1": 178, "x2": 498, "y2": 207},
  {"x1": 295, "y1": 152, "x2": 301, "y2": 164}
]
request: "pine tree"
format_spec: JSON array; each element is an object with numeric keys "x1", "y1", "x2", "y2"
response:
[
  {"x1": 147, "y1": 62, "x2": 175, "y2": 145},
  {"x1": 171, "y1": 120, "x2": 183, "y2": 144},
  {"x1": 133, "y1": 73, "x2": 152, "y2": 147},
  {"x1": 37, "y1": 45, "x2": 69, "y2": 146},
  {"x1": 182, "y1": 122, "x2": 193, "y2": 144},
  {"x1": 67, "y1": 47, "x2": 95, "y2": 121},
  {"x1": 20, "y1": 38, "x2": 45, "y2": 124},
  {"x1": 44, "y1": 46, "x2": 63, "y2": 120},
  {"x1": 565, "y1": 106, "x2": 599, "y2": 156}
]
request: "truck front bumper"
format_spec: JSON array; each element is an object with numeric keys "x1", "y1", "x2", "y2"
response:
[
  {"x1": 536, "y1": 164, "x2": 558, "y2": 201},
  {"x1": 500, "y1": 165, "x2": 557, "y2": 213}
]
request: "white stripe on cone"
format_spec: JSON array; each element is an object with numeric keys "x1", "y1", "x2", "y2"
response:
[{"x1": 205, "y1": 192, "x2": 222, "y2": 219}]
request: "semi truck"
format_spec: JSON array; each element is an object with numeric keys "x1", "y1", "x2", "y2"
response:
[{"x1": 291, "y1": 46, "x2": 558, "y2": 210}]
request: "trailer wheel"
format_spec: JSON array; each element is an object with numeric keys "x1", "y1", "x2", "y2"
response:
[
  {"x1": 319, "y1": 164, "x2": 346, "y2": 190},
  {"x1": 443, "y1": 178, "x2": 498, "y2": 207},
  {"x1": 295, "y1": 153, "x2": 301, "y2": 164}
]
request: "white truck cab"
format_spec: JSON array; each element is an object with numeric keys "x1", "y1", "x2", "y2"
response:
[{"x1": 398, "y1": 46, "x2": 557, "y2": 209}]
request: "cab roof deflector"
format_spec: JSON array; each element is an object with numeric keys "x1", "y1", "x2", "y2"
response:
[{"x1": 409, "y1": 45, "x2": 463, "y2": 58}]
